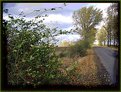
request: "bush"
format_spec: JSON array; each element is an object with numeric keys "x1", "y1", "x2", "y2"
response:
[
  {"x1": 59, "y1": 51, "x2": 69, "y2": 58},
  {"x1": 70, "y1": 40, "x2": 90, "y2": 57},
  {"x1": 5, "y1": 13, "x2": 70, "y2": 86},
  {"x1": 7, "y1": 29, "x2": 61, "y2": 86},
  {"x1": 59, "y1": 52, "x2": 66, "y2": 58}
]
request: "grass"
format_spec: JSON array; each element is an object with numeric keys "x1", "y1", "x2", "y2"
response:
[{"x1": 56, "y1": 48, "x2": 112, "y2": 86}]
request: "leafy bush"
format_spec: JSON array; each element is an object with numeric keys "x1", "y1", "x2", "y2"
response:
[
  {"x1": 4, "y1": 10, "x2": 70, "y2": 86},
  {"x1": 59, "y1": 51, "x2": 69, "y2": 58},
  {"x1": 59, "y1": 52, "x2": 66, "y2": 58},
  {"x1": 70, "y1": 40, "x2": 90, "y2": 57}
]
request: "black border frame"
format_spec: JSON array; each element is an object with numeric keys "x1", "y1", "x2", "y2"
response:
[{"x1": 1, "y1": 1, "x2": 120, "y2": 91}]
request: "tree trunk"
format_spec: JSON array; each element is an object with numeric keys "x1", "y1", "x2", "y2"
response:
[
  {"x1": 114, "y1": 37, "x2": 116, "y2": 47},
  {"x1": 109, "y1": 37, "x2": 111, "y2": 46},
  {"x1": 109, "y1": 29, "x2": 112, "y2": 47},
  {"x1": 107, "y1": 32, "x2": 110, "y2": 47}
]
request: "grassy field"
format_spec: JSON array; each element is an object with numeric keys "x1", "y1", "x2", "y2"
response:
[{"x1": 55, "y1": 47, "x2": 111, "y2": 86}]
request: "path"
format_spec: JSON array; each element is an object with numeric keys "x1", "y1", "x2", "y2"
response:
[{"x1": 94, "y1": 47, "x2": 118, "y2": 84}]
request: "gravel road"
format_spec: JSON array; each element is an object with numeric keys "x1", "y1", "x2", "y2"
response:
[{"x1": 94, "y1": 47, "x2": 118, "y2": 85}]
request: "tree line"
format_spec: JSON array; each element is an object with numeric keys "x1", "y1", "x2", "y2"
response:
[
  {"x1": 72, "y1": 3, "x2": 119, "y2": 47},
  {"x1": 97, "y1": 3, "x2": 119, "y2": 47}
]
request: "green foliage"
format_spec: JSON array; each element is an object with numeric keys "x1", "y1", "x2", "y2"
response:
[
  {"x1": 96, "y1": 27, "x2": 107, "y2": 46},
  {"x1": 59, "y1": 52, "x2": 67, "y2": 58},
  {"x1": 5, "y1": 9, "x2": 70, "y2": 86},
  {"x1": 88, "y1": 28, "x2": 97, "y2": 46},
  {"x1": 107, "y1": 3, "x2": 118, "y2": 46},
  {"x1": 70, "y1": 40, "x2": 90, "y2": 57},
  {"x1": 65, "y1": 60, "x2": 81, "y2": 84},
  {"x1": 59, "y1": 41, "x2": 74, "y2": 47},
  {"x1": 73, "y1": 6, "x2": 102, "y2": 46}
]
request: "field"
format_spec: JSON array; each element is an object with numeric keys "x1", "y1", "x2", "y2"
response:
[{"x1": 55, "y1": 47, "x2": 111, "y2": 86}]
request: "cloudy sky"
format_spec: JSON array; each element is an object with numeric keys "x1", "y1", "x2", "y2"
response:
[{"x1": 3, "y1": 3, "x2": 112, "y2": 45}]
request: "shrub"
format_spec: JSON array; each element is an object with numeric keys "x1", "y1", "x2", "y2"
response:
[
  {"x1": 7, "y1": 27, "x2": 61, "y2": 86},
  {"x1": 59, "y1": 52, "x2": 66, "y2": 58},
  {"x1": 4, "y1": 11, "x2": 70, "y2": 86},
  {"x1": 70, "y1": 40, "x2": 90, "y2": 57},
  {"x1": 59, "y1": 51, "x2": 69, "y2": 58}
]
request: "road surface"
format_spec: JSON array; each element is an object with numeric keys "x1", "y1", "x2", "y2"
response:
[{"x1": 94, "y1": 47, "x2": 118, "y2": 85}]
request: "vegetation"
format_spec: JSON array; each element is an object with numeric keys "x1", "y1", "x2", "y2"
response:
[
  {"x1": 72, "y1": 6, "x2": 102, "y2": 56},
  {"x1": 96, "y1": 27, "x2": 107, "y2": 46},
  {"x1": 106, "y1": 3, "x2": 118, "y2": 47},
  {"x1": 3, "y1": 7, "x2": 71, "y2": 86},
  {"x1": 97, "y1": 3, "x2": 119, "y2": 47},
  {"x1": 2, "y1": 3, "x2": 118, "y2": 87},
  {"x1": 59, "y1": 41, "x2": 74, "y2": 47},
  {"x1": 73, "y1": 6, "x2": 102, "y2": 45},
  {"x1": 70, "y1": 40, "x2": 90, "y2": 57}
]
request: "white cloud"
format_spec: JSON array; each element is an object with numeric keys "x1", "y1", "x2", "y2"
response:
[
  {"x1": 19, "y1": 8, "x2": 30, "y2": 12},
  {"x1": 16, "y1": 3, "x2": 42, "y2": 7},
  {"x1": 56, "y1": 34, "x2": 80, "y2": 42},
  {"x1": 5, "y1": 3, "x2": 41, "y2": 14},
  {"x1": 12, "y1": 3, "x2": 65, "y2": 16},
  {"x1": 44, "y1": 14, "x2": 73, "y2": 24},
  {"x1": 16, "y1": 13, "x2": 73, "y2": 29}
]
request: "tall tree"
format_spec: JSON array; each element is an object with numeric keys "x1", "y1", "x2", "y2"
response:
[
  {"x1": 96, "y1": 27, "x2": 107, "y2": 46},
  {"x1": 87, "y1": 27, "x2": 97, "y2": 46},
  {"x1": 73, "y1": 6, "x2": 103, "y2": 45},
  {"x1": 107, "y1": 3, "x2": 118, "y2": 47}
]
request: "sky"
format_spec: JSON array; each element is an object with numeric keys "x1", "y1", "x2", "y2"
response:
[{"x1": 3, "y1": 3, "x2": 112, "y2": 45}]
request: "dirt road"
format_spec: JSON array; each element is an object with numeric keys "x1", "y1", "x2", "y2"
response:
[{"x1": 94, "y1": 47, "x2": 118, "y2": 84}]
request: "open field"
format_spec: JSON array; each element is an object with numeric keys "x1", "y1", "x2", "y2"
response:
[{"x1": 56, "y1": 48, "x2": 112, "y2": 86}]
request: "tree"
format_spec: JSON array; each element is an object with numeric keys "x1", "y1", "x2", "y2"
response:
[
  {"x1": 73, "y1": 6, "x2": 103, "y2": 46},
  {"x1": 96, "y1": 27, "x2": 107, "y2": 46},
  {"x1": 107, "y1": 3, "x2": 118, "y2": 47},
  {"x1": 87, "y1": 28, "x2": 97, "y2": 46}
]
